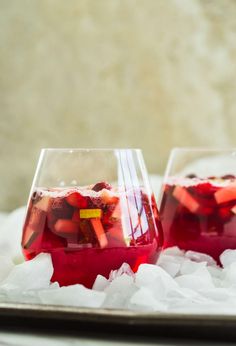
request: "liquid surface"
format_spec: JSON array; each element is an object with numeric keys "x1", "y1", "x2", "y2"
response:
[
  {"x1": 160, "y1": 175, "x2": 236, "y2": 261},
  {"x1": 22, "y1": 181, "x2": 162, "y2": 287}
]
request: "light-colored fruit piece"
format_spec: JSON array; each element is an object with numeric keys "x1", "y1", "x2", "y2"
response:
[
  {"x1": 80, "y1": 209, "x2": 102, "y2": 219},
  {"x1": 173, "y1": 185, "x2": 199, "y2": 213},
  {"x1": 231, "y1": 205, "x2": 236, "y2": 214},
  {"x1": 215, "y1": 186, "x2": 236, "y2": 204},
  {"x1": 23, "y1": 227, "x2": 40, "y2": 249},
  {"x1": 111, "y1": 203, "x2": 121, "y2": 219},
  {"x1": 54, "y1": 219, "x2": 78, "y2": 234},
  {"x1": 90, "y1": 219, "x2": 108, "y2": 248},
  {"x1": 107, "y1": 226, "x2": 126, "y2": 246},
  {"x1": 100, "y1": 189, "x2": 119, "y2": 205},
  {"x1": 28, "y1": 206, "x2": 45, "y2": 227},
  {"x1": 35, "y1": 196, "x2": 51, "y2": 212}
]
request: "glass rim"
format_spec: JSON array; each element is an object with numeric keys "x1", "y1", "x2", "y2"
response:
[
  {"x1": 170, "y1": 147, "x2": 236, "y2": 153},
  {"x1": 40, "y1": 148, "x2": 142, "y2": 152}
]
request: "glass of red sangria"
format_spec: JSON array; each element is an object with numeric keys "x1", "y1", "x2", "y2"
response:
[
  {"x1": 21, "y1": 149, "x2": 163, "y2": 288},
  {"x1": 159, "y1": 148, "x2": 236, "y2": 262}
]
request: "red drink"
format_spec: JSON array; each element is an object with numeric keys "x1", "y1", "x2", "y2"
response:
[
  {"x1": 22, "y1": 182, "x2": 162, "y2": 288},
  {"x1": 160, "y1": 175, "x2": 236, "y2": 261}
]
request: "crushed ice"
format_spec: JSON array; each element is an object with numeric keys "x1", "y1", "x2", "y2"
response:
[
  {"x1": 1, "y1": 247, "x2": 236, "y2": 313},
  {"x1": 2, "y1": 208, "x2": 236, "y2": 313}
]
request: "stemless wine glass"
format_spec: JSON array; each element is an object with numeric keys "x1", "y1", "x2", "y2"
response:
[
  {"x1": 22, "y1": 149, "x2": 163, "y2": 288},
  {"x1": 159, "y1": 148, "x2": 236, "y2": 262}
]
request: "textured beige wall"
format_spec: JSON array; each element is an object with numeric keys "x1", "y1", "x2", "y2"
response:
[{"x1": 0, "y1": 0, "x2": 236, "y2": 211}]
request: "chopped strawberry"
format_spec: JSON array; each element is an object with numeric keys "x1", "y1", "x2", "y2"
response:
[
  {"x1": 173, "y1": 185, "x2": 200, "y2": 213},
  {"x1": 90, "y1": 219, "x2": 108, "y2": 248},
  {"x1": 35, "y1": 196, "x2": 51, "y2": 212},
  {"x1": 214, "y1": 186, "x2": 236, "y2": 204},
  {"x1": 54, "y1": 219, "x2": 79, "y2": 234},
  {"x1": 92, "y1": 181, "x2": 112, "y2": 192},
  {"x1": 100, "y1": 189, "x2": 119, "y2": 205},
  {"x1": 193, "y1": 183, "x2": 218, "y2": 196},
  {"x1": 66, "y1": 192, "x2": 88, "y2": 208}
]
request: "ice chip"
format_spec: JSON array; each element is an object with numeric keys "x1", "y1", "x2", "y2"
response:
[
  {"x1": 0, "y1": 256, "x2": 14, "y2": 283},
  {"x1": 136, "y1": 264, "x2": 178, "y2": 289},
  {"x1": 39, "y1": 284, "x2": 106, "y2": 308},
  {"x1": 0, "y1": 207, "x2": 26, "y2": 262},
  {"x1": 0, "y1": 253, "x2": 53, "y2": 291},
  {"x1": 220, "y1": 249, "x2": 236, "y2": 268},
  {"x1": 135, "y1": 264, "x2": 179, "y2": 301},
  {"x1": 104, "y1": 274, "x2": 136, "y2": 309},
  {"x1": 92, "y1": 275, "x2": 109, "y2": 291},
  {"x1": 129, "y1": 287, "x2": 167, "y2": 311},
  {"x1": 157, "y1": 254, "x2": 183, "y2": 277},
  {"x1": 185, "y1": 250, "x2": 217, "y2": 266},
  {"x1": 223, "y1": 263, "x2": 236, "y2": 285},
  {"x1": 5, "y1": 289, "x2": 41, "y2": 304},
  {"x1": 161, "y1": 246, "x2": 185, "y2": 257},
  {"x1": 180, "y1": 259, "x2": 207, "y2": 275},
  {"x1": 158, "y1": 259, "x2": 180, "y2": 278},
  {"x1": 175, "y1": 272, "x2": 214, "y2": 291},
  {"x1": 201, "y1": 288, "x2": 235, "y2": 301},
  {"x1": 109, "y1": 263, "x2": 134, "y2": 281},
  {"x1": 49, "y1": 282, "x2": 60, "y2": 289}
]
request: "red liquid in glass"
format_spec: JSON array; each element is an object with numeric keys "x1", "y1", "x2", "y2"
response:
[
  {"x1": 160, "y1": 175, "x2": 236, "y2": 261},
  {"x1": 22, "y1": 182, "x2": 162, "y2": 288}
]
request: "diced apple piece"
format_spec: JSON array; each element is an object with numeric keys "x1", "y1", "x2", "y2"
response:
[
  {"x1": 23, "y1": 227, "x2": 40, "y2": 249},
  {"x1": 28, "y1": 206, "x2": 45, "y2": 227},
  {"x1": 66, "y1": 192, "x2": 88, "y2": 208},
  {"x1": 107, "y1": 225, "x2": 126, "y2": 247},
  {"x1": 35, "y1": 196, "x2": 51, "y2": 212},
  {"x1": 214, "y1": 186, "x2": 236, "y2": 204},
  {"x1": 54, "y1": 219, "x2": 79, "y2": 234},
  {"x1": 173, "y1": 185, "x2": 199, "y2": 213},
  {"x1": 100, "y1": 189, "x2": 119, "y2": 205},
  {"x1": 231, "y1": 205, "x2": 236, "y2": 214},
  {"x1": 111, "y1": 203, "x2": 121, "y2": 219},
  {"x1": 90, "y1": 219, "x2": 108, "y2": 248}
]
